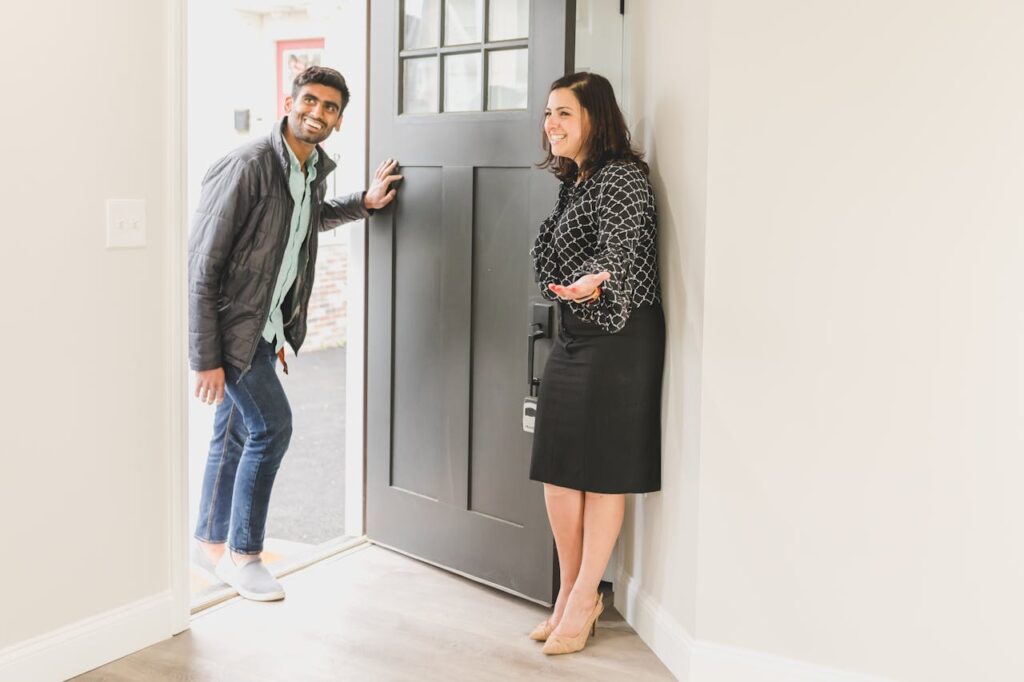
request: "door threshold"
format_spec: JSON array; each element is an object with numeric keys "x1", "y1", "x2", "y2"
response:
[
  {"x1": 190, "y1": 535, "x2": 371, "y2": 615},
  {"x1": 369, "y1": 540, "x2": 552, "y2": 608}
]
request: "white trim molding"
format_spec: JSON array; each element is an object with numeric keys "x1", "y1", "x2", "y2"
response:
[
  {"x1": 614, "y1": 567, "x2": 894, "y2": 682},
  {"x1": 0, "y1": 592, "x2": 174, "y2": 682},
  {"x1": 344, "y1": 217, "x2": 367, "y2": 539},
  {"x1": 614, "y1": 565, "x2": 693, "y2": 679},
  {"x1": 166, "y1": 0, "x2": 191, "y2": 636}
]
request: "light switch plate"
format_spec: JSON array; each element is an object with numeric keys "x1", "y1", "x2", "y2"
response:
[{"x1": 106, "y1": 199, "x2": 146, "y2": 249}]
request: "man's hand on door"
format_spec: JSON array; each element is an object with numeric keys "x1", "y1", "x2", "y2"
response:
[{"x1": 364, "y1": 158, "x2": 403, "y2": 210}]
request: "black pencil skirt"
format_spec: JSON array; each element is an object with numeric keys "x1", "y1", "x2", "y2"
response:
[{"x1": 529, "y1": 302, "x2": 665, "y2": 494}]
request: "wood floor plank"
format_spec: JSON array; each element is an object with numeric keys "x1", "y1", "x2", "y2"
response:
[{"x1": 75, "y1": 545, "x2": 675, "y2": 681}]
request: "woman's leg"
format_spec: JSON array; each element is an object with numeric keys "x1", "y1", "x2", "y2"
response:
[
  {"x1": 544, "y1": 483, "x2": 586, "y2": 626},
  {"x1": 551, "y1": 491, "x2": 625, "y2": 637}
]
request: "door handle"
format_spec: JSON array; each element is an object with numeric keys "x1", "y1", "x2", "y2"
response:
[{"x1": 528, "y1": 303, "x2": 554, "y2": 396}]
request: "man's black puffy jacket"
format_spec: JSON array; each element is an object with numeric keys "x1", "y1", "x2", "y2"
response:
[{"x1": 188, "y1": 120, "x2": 368, "y2": 372}]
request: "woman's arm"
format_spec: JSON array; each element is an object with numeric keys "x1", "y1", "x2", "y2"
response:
[
  {"x1": 569, "y1": 163, "x2": 649, "y2": 332},
  {"x1": 531, "y1": 182, "x2": 572, "y2": 301}
]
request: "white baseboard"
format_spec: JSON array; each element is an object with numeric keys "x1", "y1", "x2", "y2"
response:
[
  {"x1": 687, "y1": 637, "x2": 893, "y2": 682},
  {"x1": 0, "y1": 591, "x2": 174, "y2": 682},
  {"x1": 614, "y1": 568, "x2": 892, "y2": 682},
  {"x1": 614, "y1": 566, "x2": 694, "y2": 679}
]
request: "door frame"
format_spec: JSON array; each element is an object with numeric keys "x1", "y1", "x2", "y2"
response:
[
  {"x1": 170, "y1": 0, "x2": 372, "y2": 628},
  {"x1": 169, "y1": 0, "x2": 189, "y2": 634}
]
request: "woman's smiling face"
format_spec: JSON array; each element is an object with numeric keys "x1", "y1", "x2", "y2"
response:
[{"x1": 544, "y1": 87, "x2": 588, "y2": 166}]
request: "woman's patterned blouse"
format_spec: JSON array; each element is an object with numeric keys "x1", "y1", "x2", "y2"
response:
[{"x1": 531, "y1": 161, "x2": 661, "y2": 333}]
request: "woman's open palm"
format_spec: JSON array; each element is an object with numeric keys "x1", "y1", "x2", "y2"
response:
[{"x1": 548, "y1": 271, "x2": 611, "y2": 302}]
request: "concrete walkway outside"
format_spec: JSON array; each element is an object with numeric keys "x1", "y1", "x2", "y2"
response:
[{"x1": 268, "y1": 345, "x2": 348, "y2": 544}]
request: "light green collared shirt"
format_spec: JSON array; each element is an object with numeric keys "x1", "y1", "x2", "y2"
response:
[{"x1": 262, "y1": 140, "x2": 318, "y2": 351}]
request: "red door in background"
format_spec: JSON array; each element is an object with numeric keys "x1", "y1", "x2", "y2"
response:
[{"x1": 276, "y1": 38, "x2": 325, "y2": 117}]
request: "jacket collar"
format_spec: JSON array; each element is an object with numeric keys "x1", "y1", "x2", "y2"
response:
[{"x1": 271, "y1": 116, "x2": 337, "y2": 181}]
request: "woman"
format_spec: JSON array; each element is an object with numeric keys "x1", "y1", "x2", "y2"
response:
[{"x1": 528, "y1": 71, "x2": 664, "y2": 656}]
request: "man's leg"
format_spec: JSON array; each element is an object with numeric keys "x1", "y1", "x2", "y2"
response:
[
  {"x1": 225, "y1": 340, "x2": 292, "y2": 556},
  {"x1": 194, "y1": 388, "x2": 249, "y2": 563},
  {"x1": 214, "y1": 340, "x2": 292, "y2": 600}
]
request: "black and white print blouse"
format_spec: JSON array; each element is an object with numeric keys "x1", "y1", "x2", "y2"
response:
[{"x1": 531, "y1": 161, "x2": 661, "y2": 333}]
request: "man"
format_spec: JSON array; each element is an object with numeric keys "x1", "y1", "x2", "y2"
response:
[{"x1": 188, "y1": 66, "x2": 400, "y2": 601}]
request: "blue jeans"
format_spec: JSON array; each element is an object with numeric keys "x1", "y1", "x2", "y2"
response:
[{"x1": 195, "y1": 339, "x2": 292, "y2": 554}]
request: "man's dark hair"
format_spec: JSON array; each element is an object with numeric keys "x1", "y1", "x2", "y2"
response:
[
  {"x1": 539, "y1": 71, "x2": 648, "y2": 182},
  {"x1": 292, "y1": 66, "x2": 351, "y2": 113}
]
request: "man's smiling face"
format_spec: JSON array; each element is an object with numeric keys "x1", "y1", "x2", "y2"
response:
[{"x1": 284, "y1": 83, "x2": 344, "y2": 145}]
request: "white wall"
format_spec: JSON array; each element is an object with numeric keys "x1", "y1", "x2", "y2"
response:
[
  {"x1": 615, "y1": 0, "x2": 710, "y2": 677},
  {"x1": 0, "y1": 0, "x2": 184, "y2": 678},
  {"x1": 698, "y1": 1, "x2": 1024, "y2": 679},
  {"x1": 619, "y1": 1, "x2": 1024, "y2": 681},
  {"x1": 574, "y1": 0, "x2": 624, "y2": 97}
]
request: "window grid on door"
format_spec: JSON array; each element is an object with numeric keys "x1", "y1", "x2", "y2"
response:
[{"x1": 399, "y1": 0, "x2": 530, "y2": 115}]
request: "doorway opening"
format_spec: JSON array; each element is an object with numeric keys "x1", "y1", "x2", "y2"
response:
[{"x1": 185, "y1": 0, "x2": 368, "y2": 610}]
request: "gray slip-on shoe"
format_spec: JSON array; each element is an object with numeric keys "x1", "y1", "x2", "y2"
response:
[
  {"x1": 215, "y1": 553, "x2": 285, "y2": 602},
  {"x1": 190, "y1": 542, "x2": 221, "y2": 583}
]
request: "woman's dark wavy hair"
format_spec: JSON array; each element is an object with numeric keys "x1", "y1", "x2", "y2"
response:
[{"x1": 539, "y1": 71, "x2": 648, "y2": 182}]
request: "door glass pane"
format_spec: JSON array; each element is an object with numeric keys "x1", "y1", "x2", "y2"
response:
[
  {"x1": 444, "y1": 0, "x2": 482, "y2": 46},
  {"x1": 404, "y1": 0, "x2": 441, "y2": 50},
  {"x1": 487, "y1": 48, "x2": 528, "y2": 110},
  {"x1": 488, "y1": 0, "x2": 529, "y2": 41},
  {"x1": 444, "y1": 52, "x2": 482, "y2": 112},
  {"x1": 403, "y1": 57, "x2": 439, "y2": 113}
]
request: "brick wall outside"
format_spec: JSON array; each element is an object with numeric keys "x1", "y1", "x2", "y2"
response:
[{"x1": 303, "y1": 241, "x2": 349, "y2": 351}]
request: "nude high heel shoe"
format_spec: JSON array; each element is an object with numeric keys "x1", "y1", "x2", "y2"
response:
[
  {"x1": 528, "y1": 617, "x2": 557, "y2": 641},
  {"x1": 542, "y1": 593, "x2": 604, "y2": 655}
]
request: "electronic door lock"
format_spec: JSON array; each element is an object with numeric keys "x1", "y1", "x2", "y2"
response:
[{"x1": 527, "y1": 302, "x2": 554, "y2": 396}]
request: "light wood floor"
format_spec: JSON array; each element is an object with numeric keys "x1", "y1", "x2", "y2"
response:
[{"x1": 75, "y1": 544, "x2": 675, "y2": 681}]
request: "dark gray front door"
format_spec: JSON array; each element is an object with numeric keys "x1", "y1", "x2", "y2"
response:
[{"x1": 366, "y1": 0, "x2": 574, "y2": 603}]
